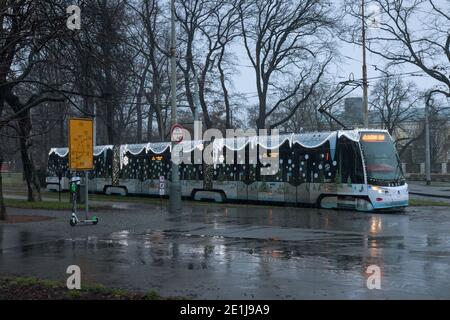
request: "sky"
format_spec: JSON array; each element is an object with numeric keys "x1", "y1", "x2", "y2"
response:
[{"x1": 231, "y1": 0, "x2": 449, "y2": 108}]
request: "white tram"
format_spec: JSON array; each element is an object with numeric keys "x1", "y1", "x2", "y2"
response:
[{"x1": 46, "y1": 129, "x2": 408, "y2": 211}]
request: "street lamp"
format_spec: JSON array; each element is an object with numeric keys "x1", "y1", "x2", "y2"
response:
[
  {"x1": 361, "y1": 1, "x2": 382, "y2": 128},
  {"x1": 361, "y1": 0, "x2": 369, "y2": 128},
  {"x1": 425, "y1": 93, "x2": 432, "y2": 185}
]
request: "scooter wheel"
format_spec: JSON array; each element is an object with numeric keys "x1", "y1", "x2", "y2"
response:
[
  {"x1": 69, "y1": 218, "x2": 77, "y2": 226},
  {"x1": 93, "y1": 216, "x2": 99, "y2": 225}
]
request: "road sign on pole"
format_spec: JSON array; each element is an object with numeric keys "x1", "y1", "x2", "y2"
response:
[
  {"x1": 68, "y1": 118, "x2": 94, "y2": 170},
  {"x1": 68, "y1": 118, "x2": 94, "y2": 224},
  {"x1": 170, "y1": 124, "x2": 184, "y2": 144}
]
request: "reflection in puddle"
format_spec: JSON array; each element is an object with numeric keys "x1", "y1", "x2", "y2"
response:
[
  {"x1": 2, "y1": 205, "x2": 450, "y2": 298},
  {"x1": 370, "y1": 217, "x2": 382, "y2": 235}
]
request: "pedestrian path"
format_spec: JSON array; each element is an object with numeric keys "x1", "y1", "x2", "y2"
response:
[{"x1": 408, "y1": 181, "x2": 450, "y2": 199}]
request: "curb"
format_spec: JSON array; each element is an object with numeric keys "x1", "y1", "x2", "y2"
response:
[{"x1": 410, "y1": 192, "x2": 450, "y2": 200}]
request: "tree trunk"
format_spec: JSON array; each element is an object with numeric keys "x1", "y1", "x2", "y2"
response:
[
  {"x1": 0, "y1": 155, "x2": 7, "y2": 221},
  {"x1": 218, "y1": 49, "x2": 232, "y2": 129},
  {"x1": 30, "y1": 153, "x2": 42, "y2": 201},
  {"x1": 112, "y1": 145, "x2": 120, "y2": 186},
  {"x1": 59, "y1": 104, "x2": 65, "y2": 145},
  {"x1": 136, "y1": 62, "x2": 150, "y2": 143},
  {"x1": 257, "y1": 98, "x2": 266, "y2": 129},
  {"x1": 105, "y1": 97, "x2": 115, "y2": 145},
  {"x1": 147, "y1": 106, "x2": 153, "y2": 141},
  {"x1": 15, "y1": 108, "x2": 42, "y2": 202},
  {"x1": 198, "y1": 76, "x2": 212, "y2": 129},
  {"x1": 19, "y1": 134, "x2": 35, "y2": 202},
  {"x1": 136, "y1": 97, "x2": 143, "y2": 143}
]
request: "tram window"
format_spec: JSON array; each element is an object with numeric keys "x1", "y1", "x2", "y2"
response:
[
  {"x1": 314, "y1": 144, "x2": 332, "y2": 183},
  {"x1": 278, "y1": 142, "x2": 291, "y2": 183},
  {"x1": 282, "y1": 155, "x2": 289, "y2": 182},
  {"x1": 163, "y1": 161, "x2": 171, "y2": 180},
  {"x1": 220, "y1": 150, "x2": 237, "y2": 181},
  {"x1": 148, "y1": 155, "x2": 165, "y2": 180},
  {"x1": 296, "y1": 149, "x2": 310, "y2": 183},
  {"x1": 247, "y1": 164, "x2": 256, "y2": 183},
  {"x1": 258, "y1": 147, "x2": 281, "y2": 182},
  {"x1": 336, "y1": 139, "x2": 364, "y2": 184},
  {"x1": 104, "y1": 149, "x2": 113, "y2": 178},
  {"x1": 235, "y1": 147, "x2": 246, "y2": 181},
  {"x1": 93, "y1": 153, "x2": 102, "y2": 178},
  {"x1": 306, "y1": 149, "x2": 318, "y2": 183},
  {"x1": 185, "y1": 164, "x2": 194, "y2": 180},
  {"x1": 48, "y1": 154, "x2": 62, "y2": 177},
  {"x1": 48, "y1": 154, "x2": 69, "y2": 178},
  {"x1": 227, "y1": 164, "x2": 237, "y2": 181},
  {"x1": 132, "y1": 153, "x2": 146, "y2": 181},
  {"x1": 213, "y1": 163, "x2": 234, "y2": 182},
  {"x1": 290, "y1": 147, "x2": 300, "y2": 185},
  {"x1": 259, "y1": 163, "x2": 282, "y2": 182},
  {"x1": 237, "y1": 164, "x2": 246, "y2": 181},
  {"x1": 191, "y1": 165, "x2": 196, "y2": 180},
  {"x1": 194, "y1": 164, "x2": 202, "y2": 180},
  {"x1": 122, "y1": 152, "x2": 138, "y2": 179}
]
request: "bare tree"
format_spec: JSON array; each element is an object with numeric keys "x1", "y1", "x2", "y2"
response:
[
  {"x1": 70, "y1": 0, "x2": 136, "y2": 145},
  {"x1": 195, "y1": 0, "x2": 240, "y2": 129},
  {"x1": 370, "y1": 75, "x2": 424, "y2": 156},
  {"x1": 427, "y1": 93, "x2": 450, "y2": 166},
  {"x1": 0, "y1": 0, "x2": 68, "y2": 205},
  {"x1": 277, "y1": 82, "x2": 338, "y2": 132},
  {"x1": 370, "y1": 76, "x2": 419, "y2": 134},
  {"x1": 175, "y1": 0, "x2": 216, "y2": 123},
  {"x1": 237, "y1": 0, "x2": 336, "y2": 129},
  {"x1": 127, "y1": 0, "x2": 172, "y2": 141},
  {"x1": 343, "y1": 0, "x2": 450, "y2": 98}
]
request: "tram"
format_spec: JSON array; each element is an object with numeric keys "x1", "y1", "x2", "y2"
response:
[{"x1": 46, "y1": 129, "x2": 408, "y2": 211}]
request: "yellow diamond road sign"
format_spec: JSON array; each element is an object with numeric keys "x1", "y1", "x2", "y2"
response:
[{"x1": 69, "y1": 118, "x2": 94, "y2": 170}]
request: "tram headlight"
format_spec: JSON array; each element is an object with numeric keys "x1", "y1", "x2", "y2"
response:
[{"x1": 370, "y1": 186, "x2": 384, "y2": 194}]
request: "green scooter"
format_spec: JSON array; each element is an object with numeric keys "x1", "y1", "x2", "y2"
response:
[{"x1": 69, "y1": 177, "x2": 99, "y2": 226}]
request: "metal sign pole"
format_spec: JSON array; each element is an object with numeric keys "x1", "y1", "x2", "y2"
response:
[
  {"x1": 169, "y1": 0, "x2": 182, "y2": 213},
  {"x1": 85, "y1": 170, "x2": 89, "y2": 220},
  {"x1": 68, "y1": 118, "x2": 97, "y2": 226}
]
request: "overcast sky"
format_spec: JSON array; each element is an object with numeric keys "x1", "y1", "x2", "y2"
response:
[{"x1": 231, "y1": 0, "x2": 448, "y2": 108}]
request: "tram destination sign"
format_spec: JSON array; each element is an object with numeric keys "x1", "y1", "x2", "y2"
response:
[{"x1": 68, "y1": 118, "x2": 94, "y2": 170}]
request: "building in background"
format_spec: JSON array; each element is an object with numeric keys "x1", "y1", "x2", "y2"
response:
[{"x1": 343, "y1": 97, "x2": 364, "y2": 128}]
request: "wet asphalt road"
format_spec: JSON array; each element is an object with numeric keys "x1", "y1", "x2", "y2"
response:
[{"x1": 1, "y1": 200, "x2": 450, "y2": 299}]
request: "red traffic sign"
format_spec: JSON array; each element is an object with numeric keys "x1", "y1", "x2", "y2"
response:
[{"x1": 171, "y1": 124, "x2": 185, "y2": 144}]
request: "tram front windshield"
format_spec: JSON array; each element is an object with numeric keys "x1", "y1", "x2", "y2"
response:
[{"x1": 359, "y1": 132, "x2": 404, "y2": 185}]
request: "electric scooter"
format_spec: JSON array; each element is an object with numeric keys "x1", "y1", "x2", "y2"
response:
[{"x1": 69, "y1": 176, "x2": 99, "y2": 226}]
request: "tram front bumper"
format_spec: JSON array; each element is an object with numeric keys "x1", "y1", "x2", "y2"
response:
[{"x1": 368, "y1": 184, "x2": 409, "y2": 210}]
